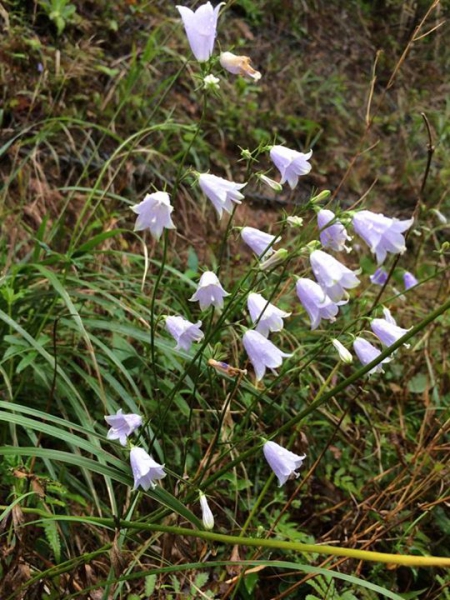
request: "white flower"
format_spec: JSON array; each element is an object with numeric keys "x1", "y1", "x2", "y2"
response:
[
  {"x1": 317, "y1": 209, "x2": 352, "y2": 252},
  {"x1": 310, "y1": 249, "x2": 360, "y2": 302},
  {"x1": 243, "y1": 330, "x2": 292, "y2": 381},
  {"x1": 199, "y1": 492, "x2": 214, "y2": 530},
  {"x1": 203, "y1": 74, "x2": 220, "y2": 90},
  {"x1": 241, "y1": 226, "x2": 279, "y2": 259},
  {"x1": 104, "y1": 410, "x2": 143, "y2": 446},
  {"x1": 263, "y1": 441, "x2": 306, "y2": 487},
  {"x1": 189, "y1": 271, "x2": 229, "y2": 310},
  {"x1": 165, "y1": 316, "x2": 204, "y2": 351},
  {"x1": 286, "y1": 216, "x2": 304, "y2": 228},
  {"x1": 220, "y1": 51, "x2": 261, "y2": 81},
  {"x1": 331, "y1": 339, "x2": 353, "y2": 364},
  {"x1": 131, "y1": 191, "x2": 176, "y2": 240},
  {"x1": 176, "y1": 2, "x2": 224, "y2": 62},
  {"x1": 130, "y1": 447, "x2": 166, "y2": 491},
  {"x1": 247, "y1": 292, "x2": 291, "y2": 338},
  {"x1": 199, "y1": 173, "x2": 246, "y2": 219},
  {"x1": 269, "y1": 145, "x2": 312, "y2": 190}
]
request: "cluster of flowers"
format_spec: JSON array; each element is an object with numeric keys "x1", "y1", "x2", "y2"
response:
[{"x1": 105, "y1": 409, "x2": 306, "y2": 529}]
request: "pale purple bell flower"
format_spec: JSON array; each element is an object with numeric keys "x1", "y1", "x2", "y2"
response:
[
  {"x1": 199, "y1": 492, "x2": 214, "y2": 530},
  {"x1": 263, "y1": 441, "x2": 306, "y2": 487},
  {"x1": 370, "y1": 267, "x2": 388, "y2": 286},
  {"x1": 241, "y1": 226, "x2": 278, "y2": 259},
  {"x1": 353, "y1": 337, "x2": 390, "y2": 375},
  {"x1": 130, "y1": 447, "x2": 166, "y2": 491},
  {"x1": 269, "y1": 145, "x2": 312, "y2": 190},
  {"x1": 317, "y1": 209, "x2": 352, "y2": 252},
  {"x1": 189, "y1": 271, "x2": 229, "y2": 310},
  {"x1": 243, "y1": 330, "x2": 292, "y2": 381},
  {"x1": 165, "y1": 315, "x2": 204, "y2": 351},
  {"x1": 198, "y1": 173, "x2": 246, "y2": 219},
  {"x1": 310, "y1": 249, "x2": 360, "y2": 302},
  {"x1": 132, "y1": 191, "x2": 176, "y2": 241},
  {"x1": 247, "y1": 292, "x2": 291, "y2": 338},
  {"x1": 295, "y1": 278, "x2": 340, "y2": 330},
  {"x1": 403, "y1": 271, "x2": 418, "y2": 290},
  {"x1": 176, "y1": 2, "x2": 224, "y2": 62},
  {"x1": 104, "y1": 409, "x2": 143, "y2": 446},
  {"x1": 371, "y1": 317, "x2": 410, "y2": 349},
  {"x1": 352, "y1": 210, "x2": 414, "y2": 265}
]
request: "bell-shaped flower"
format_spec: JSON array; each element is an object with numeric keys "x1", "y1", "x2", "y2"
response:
[
  {"x1": 370, "y1": 267, "x2": 388, "y2": 286},
  {"x1": 189, "y1": 271, "x2": 229, "y2": 310},
  {"x1": 241, "y1": 226, "x2": 279, "y2": 259},
  {"x1": 371, "y1": 317, "x2": 410, "y2": 349},
  {"x1": 247, "y1": 292, "x2": 291, "y2": 338},
  {"x1": 130, "y1": 447, "x2": 166, "y2": 491},
  {"x1": 295, "y1": 278, "x2": 340, "y2": 330},
  {"x1": 243, "y1": 330, "x2": 292, "y2": 381},
  {"x1": 132, "y1": 191, "x2": 176, "y2": 241},
  {"x1": 176, "y1": 2, "x2": 224, "y2": 62},
  {"x1": 199, "y1": 173, "x2": 246, "y2": 219},
  {"x1": 403, "y1": 271, "x2": 418, "y2": 290},
  {"x1": 317, "y1": 209, "x2": 352, "y2": 253},
  {"x1": 220, "y1": 51, "x2": 261, "y2": 81},
  {"x1": 199, "y1": 491, "x2": 214, "y2": 530},
  {"x1": 310, "y1": 250, "x2": 360, "y2": 302},
  {"x1": 104, "y1": 409, "x2": 143, "y2": 446},
  {"x1": 331, "y1": 339, "x2": 353, "y2": 363},
  {"x1": 352, "y1": 210, "x2": 414, "y2": 265},
  {"x1": 165, "y1": 315, "x2": 204, "y2": 351},
  {"x1": 269, "y1": 145, "x2": 312, "y2": 190},
  {"x1": 263, "y1": 441, "x2": 306, "y2": 487},
  {"x1": 353, "y1": 337, "x2": 391, "y2": 375}
]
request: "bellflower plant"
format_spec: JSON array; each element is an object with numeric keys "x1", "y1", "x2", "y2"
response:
[
  {"x1": 263, "y1": 441, "x2": 306, "y2": 487},
  {"x1": 370, "y1": 267, "x2": 388, "y2": 286},
  {"x1": 403, "y1": 271, "x2": 418, "y2": 290},
  {"x1": 269, "y1": 145, "x2": 312, "y2": 190},
  {"x1": 104, "y1": 410, "x2": 143, "y2": 446},
  {"x1": 310, "y1": 249, "x2": 360, "y2": 302},
  {"x1": 247, "y1": 292, "x2": 291, "y2": 337},
  {"x1": 243, "y1": 330, "x2": 292, "y2": 381},
  {"x1": 352, "y1": 210, "x2": 414, "y2": 265},
  {"x1": 165, "y1": 315, "x2": 204, "y2": 351},
  {"x1": 130, "y1": 447, "x2": 166, "y2": 491},
  {"x1": 331, "y1": 338, "x2": 353, "y2": 363},
  {"x1": 176, "y1": 2, "x2": 224, "y2": 62},
  {"x1": 198, "y1": 173, "x2": 246, "y2": 219},
  {"x1": 220, "y1": 51, "x2": 262, "y2": 80},
  {"x1": 353, "y1": 337, "x2": 390, "y2": 375},
  {"x1": 295, "y1": 278, "x2": 340, "y2": 330},
  {"x1": 132, "y1": 191, "x2": 176, "y2": 240},
  {"x1": 317, "y1": 209, "x2": 352, "y2": 252},
  {"x1": 189, "y1": 271, "x2": 229, "y2": 310},
  {"x1": 199, "y1": 491, "x2": 214, "y2": 530},
  {"x1": 241, "y1": 226, "x2": 278, "y2": 259},
  {"x1": 371, "y1": 317, "x2": 410, "y2": 349}
]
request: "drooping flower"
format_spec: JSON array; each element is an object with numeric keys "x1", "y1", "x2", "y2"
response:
[
  {"x1": 243, "y1": 330, "x2": 292, "y2": 381},
  {"x1": 220, "y1": 51, "x2": 261, "y2": 80},
  {"x1": 353, "y1": 337, "x2": 390, "y2": 375},
  {"x1": 317, "y1": 209, "x2": 352, "y2": 253},
  {"x1": 198, "y1": 173, "x2": 246, "y2": 219},
  {"x1": 331, "y1": 339, "x2": 353, "y2": 364},
  {"x1": 371, "y1": 317, "x2": 410, "y2": 349},
  {"x1": 176, "y1": 2, "x2": 224, "y2": 62},
  {"x1": 247, "y1": 292, "x2": 291, "y2": 338},
  {"x1": 241, "y1": 226, "x2": 278, "y2": 259},
  {"x1": 269, "y1": 145, "x2": 312, "y2": 190},
  {"x1": 352, "y1": 210, "x2": 414, "y2": 265},
  {"x1": 310, "y1": 250, "x2": 360, "y2": 302},
  {"x1": 189, "y1": 271, "x2": 229, "y2": 310},
  {"x1": 199, "y1": 491, "x2": 214, "y2": 530},
  {"x1": 295, "y1": 278, "x2": 340, "y2": 330},
  {"x1": 165, "y1": 316, "x2": 204, "y2": 351},
  {"x1": 403, "y1": 271, "x2": 418, "y2": 290},
  {"x1": 104, "y1": 410, "x2": 143, "y2": 446},
  {"x1": 263, "y1": 441, "x2": 306, "y2": 487},
  {"x1": 130, "y1": 447, "x2": 166, "y2": 491},
  {"x1": 131, "y1": 192, "x2": 176, "y2": 240},
  {"x1": 370, "y1": 267, "x2": 388, "y2": 286}
]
